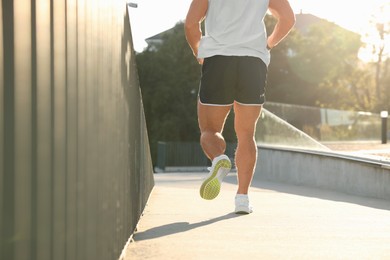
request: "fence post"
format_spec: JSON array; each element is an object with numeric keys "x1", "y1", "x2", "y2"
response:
[
  {"x1": 381, "y1": 111, "x2": 388, "y2": 144},
  {"x1": 157, "y1": 142, "x2": 167, "y2": 171}
]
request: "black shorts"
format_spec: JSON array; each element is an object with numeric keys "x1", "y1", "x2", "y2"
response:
[{"x1": 199, "y1": 55, "x2": 268, "y2": 106}]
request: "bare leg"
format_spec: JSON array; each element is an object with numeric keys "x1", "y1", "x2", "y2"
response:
[
  {"x1": 233, "y1": 102, "x2": 262, "y2": 195},
  {"x1": 197, "y1": 100, "x2": 232, "y2": 160}
]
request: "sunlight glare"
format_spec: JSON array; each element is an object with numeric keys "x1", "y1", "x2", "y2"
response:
[{"x1": 291, "y1": 0, "x2": 390, "y2": 62}]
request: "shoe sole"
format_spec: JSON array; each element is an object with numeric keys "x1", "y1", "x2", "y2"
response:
[
  {"x1": 235, "y1": 207, "x2": 253, "y2": 215},
  {"x1": 200, "y1": 159, "x2": 231, "y2": 200}
]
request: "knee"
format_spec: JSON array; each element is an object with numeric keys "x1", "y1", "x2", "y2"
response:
[
  {"x1": 237, "y1": 135, "x2": 256, "y2": 145},
  {"x1": 235, "y1": 127, "x2": 255, "y2": 142}
]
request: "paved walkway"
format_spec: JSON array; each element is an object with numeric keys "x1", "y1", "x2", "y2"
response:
[
  {"x1": 124, "y1": 172, "x2": 390, "y2": 260},
  {"x1": 324, "y1": 141, "x2": 390, "y2": 161}
]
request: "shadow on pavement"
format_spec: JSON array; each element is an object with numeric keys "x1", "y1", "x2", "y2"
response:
[
  {"x1": 224, "y1": 175, "x2": 390, "y2": 211},
  {"x1": 133, "y1": 212, "x2": 241, "y2": 241}
]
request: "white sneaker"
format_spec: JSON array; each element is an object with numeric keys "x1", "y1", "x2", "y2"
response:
[
  {"x1": 235, "y1": 194, "x2": 253, "y2": 214},
  {"x1": 199, "y1": 154, "x2": 231, "y2": 200}
]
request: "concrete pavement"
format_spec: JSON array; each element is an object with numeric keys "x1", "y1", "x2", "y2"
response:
[{"x1": 123, "y1": 172, "x2": 390, "y2": 260}]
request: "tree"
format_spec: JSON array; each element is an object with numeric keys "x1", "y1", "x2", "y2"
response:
[
  {"x1": 366, "y1": 3, "x2": 390, "y2": 111},
  {"x1": 318, "y1": 65, "x2": 376, "y2": 111},
  {"x1": 136, "y1": 23, "x2": 200, "y2": 162},
  {"x1": 266, "y1": 15, "x2": 366, "y2": 110},
  {"x1": 311, "y1": 22, "x2": 376, "y2": 110},
  {"x1": 265, "y1": 15, "x2": 313, "y2": 105}
]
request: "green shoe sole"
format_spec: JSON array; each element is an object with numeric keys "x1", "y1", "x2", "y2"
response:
[{"x1": 200, "y1": 159, "x2": 231, "y2": 200}]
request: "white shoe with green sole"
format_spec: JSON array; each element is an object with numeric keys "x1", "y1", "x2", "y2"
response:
[{"x1": 200, "y1": 154, "x2": 231, "y2": 200}]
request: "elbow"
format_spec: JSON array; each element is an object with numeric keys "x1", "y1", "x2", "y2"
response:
[
  {"x1": 184, "y1": 19, "x2": 191, "y2": 30},
  {"x1": 280, "y1": 13, "x2": 295, "y2": 32},
  {"x1": 184, "y1": 20, "x2": 194, "y2": 35},
  {"x1": 185, "y1": 19, "x2": 198, "y2": 31},
  {"x1": 184, "y1": 19, "x2": 201, "y2": 38},
  {"x1": 274, "y1": 9, "x2": 295, "y2": 31},
  {"x1": 286, "y1": 13, "x2": 296, "y2": 29},
  {"x1": 184, "y1": 20, "x2": 192, "y2": 36}
]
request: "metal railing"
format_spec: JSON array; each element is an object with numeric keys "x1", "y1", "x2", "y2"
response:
[
  {"x1": 265, "y1": 102, "x2": 388, "y2": 142},
  {"x1": 0, "y1": 2, "x2": 154, "y2": 260},
  {"x1": 156, "y1": 142, "x2": 237, "y2": 171}
]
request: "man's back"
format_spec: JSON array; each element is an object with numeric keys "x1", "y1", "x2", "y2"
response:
[{"x1": 198, "y1": 0, "x2": 270, "y2": 65}]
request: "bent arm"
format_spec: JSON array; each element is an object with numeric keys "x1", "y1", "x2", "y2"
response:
[
  {"x1": 267, "y1": 0, "x2": 296, "y2": 49},
  {"x1": 185, "y1": 0, "x2": 208, "y2": 63}
]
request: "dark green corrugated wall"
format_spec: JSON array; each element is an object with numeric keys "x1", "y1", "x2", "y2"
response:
[{"x1": 0, "y1": 1, "x2": 154, "y2": 259}]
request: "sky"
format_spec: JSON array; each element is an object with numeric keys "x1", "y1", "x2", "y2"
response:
[{"x1": 128, "y1": 0, "x2": 389, "y2": 54}]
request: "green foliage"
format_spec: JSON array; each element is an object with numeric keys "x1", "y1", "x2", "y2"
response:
[
  {"x1": 266, "y1": 15, "x2": 316, "y2": 105},
  {"x1": 266, "y1": 16, "x2": 366, "y2": 109},
  {"x1": 293, "y1": 21, "x2": 361, "y2": 83},
  {"x1": 137, "y1": 23, "x2": 203, "y2": 163},
  {"x1": 364, "y1": 3, "x2": 390, "y2": 111}
]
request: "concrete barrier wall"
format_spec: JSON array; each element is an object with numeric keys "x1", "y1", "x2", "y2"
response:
[
  {"x1": 256, "y1": 146, "x2": 390, "y2": 200},
  {"x1": 0, "y1": 2, "x2": 154, "y2": 260}
]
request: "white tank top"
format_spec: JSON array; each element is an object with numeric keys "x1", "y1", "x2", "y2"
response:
[{"x1": 198, "y1": 0, "x2": 270, "y2": 66}]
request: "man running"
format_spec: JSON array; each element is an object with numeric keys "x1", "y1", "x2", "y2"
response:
[{"x1": 185, "y1": 0, "x2": 295, "y2": 214}]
